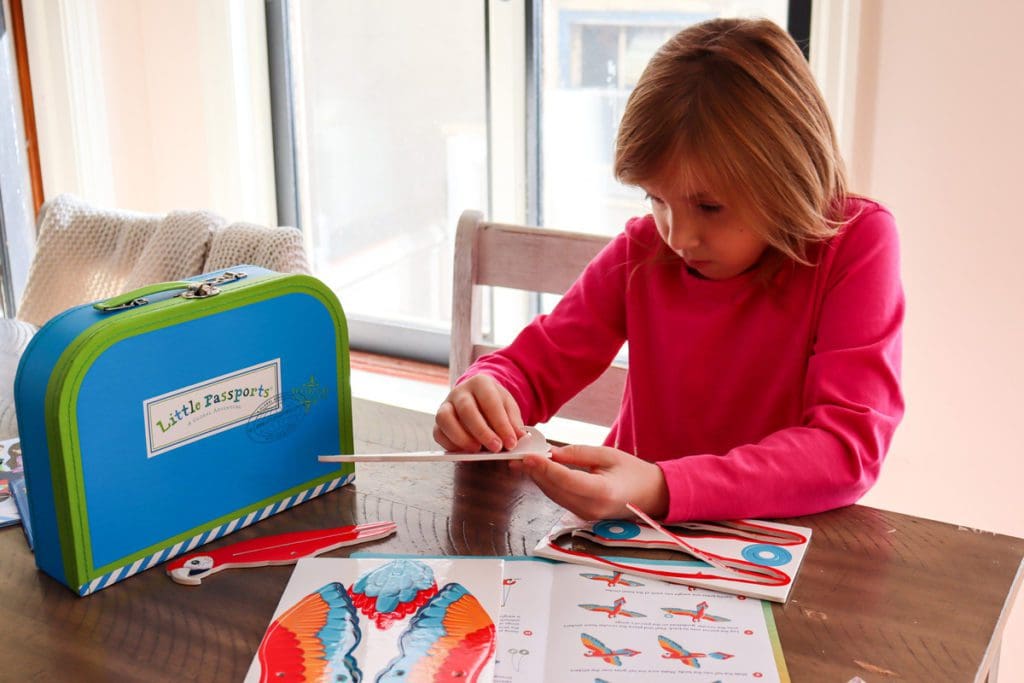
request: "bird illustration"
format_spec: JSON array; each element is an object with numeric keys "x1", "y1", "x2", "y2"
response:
[
  {"x1": 657, "y1": 635, "x2": 733, "y2": 669},
  {"x1": 579, "y1": 571, "x2": 644, "y2": 587},
  {"x1": 580, "y1": 633, "x2": 641, "y2": 666},
  {"x1": 578, "y1": 596, "x2": 646, "y2": 619},
  {"x1": 166, "y1": 522, "x2": 396, "y2": 585},
  {"x1": 661, "y1": 600, "x2": 730, "y2": 623}
]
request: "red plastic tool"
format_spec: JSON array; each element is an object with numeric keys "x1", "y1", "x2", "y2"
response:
[{"x1": 166, "y1": 521, "x2": 397, "y2": 585}]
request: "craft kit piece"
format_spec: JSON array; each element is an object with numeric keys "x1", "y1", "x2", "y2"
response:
[
  {"x1": 246, "y1": 556, "x2": 501, "y2": 683},
  {"x1": 166, "y1": 521, "x2": 396, "y2": 585},
  {"x1": 533, "y1": 508, "x2": 812, "y2": 603},
  {"x1": 319, "y1": 425, "x2": 552, "y2": 463},
  {"x1": 15, "y1": 266, "x2": 354, "y2": 595}
]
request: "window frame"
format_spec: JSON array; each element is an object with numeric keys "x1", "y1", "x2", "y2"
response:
[{"x1": 0, "y1": 0, "x2": 36, "y2": 319}]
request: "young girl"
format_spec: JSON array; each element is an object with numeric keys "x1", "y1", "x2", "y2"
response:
[{"x1": 433, "y1": 17, "x2": 904, "y2": 523}]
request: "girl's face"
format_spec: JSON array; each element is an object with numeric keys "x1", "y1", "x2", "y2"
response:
[{"x1": 642, "y1": 164, "x2": 769, "y2": 280}]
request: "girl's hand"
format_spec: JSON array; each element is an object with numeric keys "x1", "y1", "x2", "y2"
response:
[
  {"x1": 512, "y1": 445, "x2": 670, "y2": 520},
  {"x1": 434, "y1": 374, "x2": 526, "y2": 453}
]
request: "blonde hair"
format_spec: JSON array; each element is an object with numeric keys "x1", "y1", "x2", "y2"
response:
[{"x1": 614, "y1": 18, "x2": 848, "y2": 265}]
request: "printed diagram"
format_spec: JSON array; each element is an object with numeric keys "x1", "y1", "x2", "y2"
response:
[
  {"x1": 579, "y1": 571, "x2": 644, "y2": 587},
  {"x1": 578, "y1": 596, "x2": 647, "y2": 619},
  {"x1": 255, "y1": 559, "x2": 496, "y2": 682},
  {"x1": 580, "y1": 633, "x2": 641, "y2": 666},
  {"x1": 657, "y1": 635, "x2": 733, "y2": 669},
  {"x1": 506, "y1": 647, "x2": 530, "y2": 671},
  {"x1": 661, "y1": 600, "x2": 731, "y2": 623},
  {"x1": 502, "y1": 577, "x2": 518, "y2": 607}
]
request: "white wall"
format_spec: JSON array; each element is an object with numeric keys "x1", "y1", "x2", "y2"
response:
[{"x1": 847, "y1": 2, "x2": 1024, "y2": 678}]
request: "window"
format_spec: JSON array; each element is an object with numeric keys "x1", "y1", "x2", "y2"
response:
[
  {"x1": 276, "y1": 1, "x2": 487, "y2": 363},
  {"x1": 272, "y1": 1, "x2": 803, "y2": 363}
]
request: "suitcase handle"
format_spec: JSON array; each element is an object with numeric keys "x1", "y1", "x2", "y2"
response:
[{"x1": 93, "y1": 271, "x2": 248, "y2": 312}]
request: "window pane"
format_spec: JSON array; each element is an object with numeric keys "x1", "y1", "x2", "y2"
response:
[
  {"x1": 540, "y1": 1, "x2": 790, "y2": 236},
  {"x1": 293, "y1": 2, "x2": 487, "y2": 333}
]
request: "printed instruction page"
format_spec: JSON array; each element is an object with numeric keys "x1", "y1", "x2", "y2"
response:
[{"x1": 496, "y1": 557, "x2": 789, "y2": 682}]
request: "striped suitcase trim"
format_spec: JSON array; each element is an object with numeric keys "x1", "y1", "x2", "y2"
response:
[{"x1": 77, "y1": 473, "x2": 354, "y2": 596}]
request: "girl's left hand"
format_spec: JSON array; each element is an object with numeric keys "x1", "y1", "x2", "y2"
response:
[{"x1": 511, "y1": 445, "x2": 669, "y2": 521}]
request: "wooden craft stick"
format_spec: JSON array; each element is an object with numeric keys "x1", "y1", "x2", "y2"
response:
[{"x1": 319, "y1": 426, "x2": 552, "y2": 463}]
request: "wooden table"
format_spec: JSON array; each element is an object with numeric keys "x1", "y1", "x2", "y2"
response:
[{"x1": 1, "y1": 398, "x2": 1021, "y2": 681}]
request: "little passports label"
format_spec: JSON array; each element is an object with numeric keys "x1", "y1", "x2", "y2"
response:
[{"x1": 143, "y1": 360, "x2": 282, "y2": 457}]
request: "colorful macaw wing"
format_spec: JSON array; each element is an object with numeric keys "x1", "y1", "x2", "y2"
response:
[
  {"x1": 376, "y1": 582, "x2": 496, "y2": 682},
  {"x1": 581, "y1": 633, "x2": 611, "y2": 656},
  {"x1": 257, "y1": 581, "x2": 362, "y2": 683},
  {"x1": 657, "y1": 635, "x2": 691, "y2": 657},
  {"x1": 350, "y1": 559, "x2": 438, "y2": 629},
  {"x1": 578, "y1": 603, "x2": 608, "y2": 612},
  {"x1": 580, "y1": 633, "x2": 639, "y2": 666}
]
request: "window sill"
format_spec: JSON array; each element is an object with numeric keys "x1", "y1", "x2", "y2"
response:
[{"x1": 350, "y1": 350, "x2": 449, "y2": 415}]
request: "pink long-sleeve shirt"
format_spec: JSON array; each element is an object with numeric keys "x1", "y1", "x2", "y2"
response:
[{"x1": 464, "y1": 197, "x2": 904, "y2": 522}]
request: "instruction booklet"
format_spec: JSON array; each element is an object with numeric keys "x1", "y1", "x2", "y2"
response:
[{"x1": 246, "y1": 555, "x2": 789, "y2": 682}]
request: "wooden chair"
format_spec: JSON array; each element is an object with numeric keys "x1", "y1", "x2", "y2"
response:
[{"x1": 450, "y1": 209, "x2": 627, "y2": 427}]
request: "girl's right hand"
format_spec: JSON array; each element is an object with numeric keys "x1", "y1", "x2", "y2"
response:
[{"x1": 434, "y1": 374, "x2": 526, "y2": 453}]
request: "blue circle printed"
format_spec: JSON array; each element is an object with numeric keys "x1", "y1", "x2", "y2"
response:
[
  {"x1": 741, "y1": 543, "x2": 792, "y2": 567},
  {"x1": 592, "y1": 520, "x2": 641, "y2": 540}
]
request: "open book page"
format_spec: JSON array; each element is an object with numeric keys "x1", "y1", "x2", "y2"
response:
[
  {"x1": 245, "y1": 557, "x2": 502, "y2": 682},
  {"x1": 498, "y1": 557, "x2": 789, "y2": 682}
]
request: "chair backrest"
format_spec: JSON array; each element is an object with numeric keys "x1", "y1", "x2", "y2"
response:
[{"x1": 450, "y1": 209, "x2": 626, "y2": 427}]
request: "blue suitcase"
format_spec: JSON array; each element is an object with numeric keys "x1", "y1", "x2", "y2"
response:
[{"x1": 14, "y1": 266, "x2": 354, "y2": 595}]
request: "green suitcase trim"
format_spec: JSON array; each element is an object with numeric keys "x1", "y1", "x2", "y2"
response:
[{"x1": 43, "y1": 274, "x2": 354, "y2": 586}]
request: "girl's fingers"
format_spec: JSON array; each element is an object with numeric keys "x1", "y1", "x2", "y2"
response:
[
  {"x1": 432, "y1": 424, "x2": 456, "y2": 451},
  {"x1": 435, "y1": 400, "x2": 482, "y2": 452},
  {"x1": 549, "y1": 444, "x2": 619, "y2": 469},
  {"x1": 448, "y1": 391, "x2": 503, "y2": 451},
  {"x1": 435, "y1": 375, "x2": 526, "y2": 453},
  {"x1": 503, "y1": 394, "x2": 528, "y2": 440},
  {"x1": 477, "y1": 385, "x2": 521, "y2": 451},
  {"x1": 521, "y1": 455, "x2": 614, "y2": 517}
]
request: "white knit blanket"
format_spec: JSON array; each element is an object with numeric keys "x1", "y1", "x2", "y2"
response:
[
  {"x1": 16, "y1": 194, "x2": 309, "y2": 327},
  {"x1": 0, "y1": 319, "x2": 35, "y2": 439}
]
